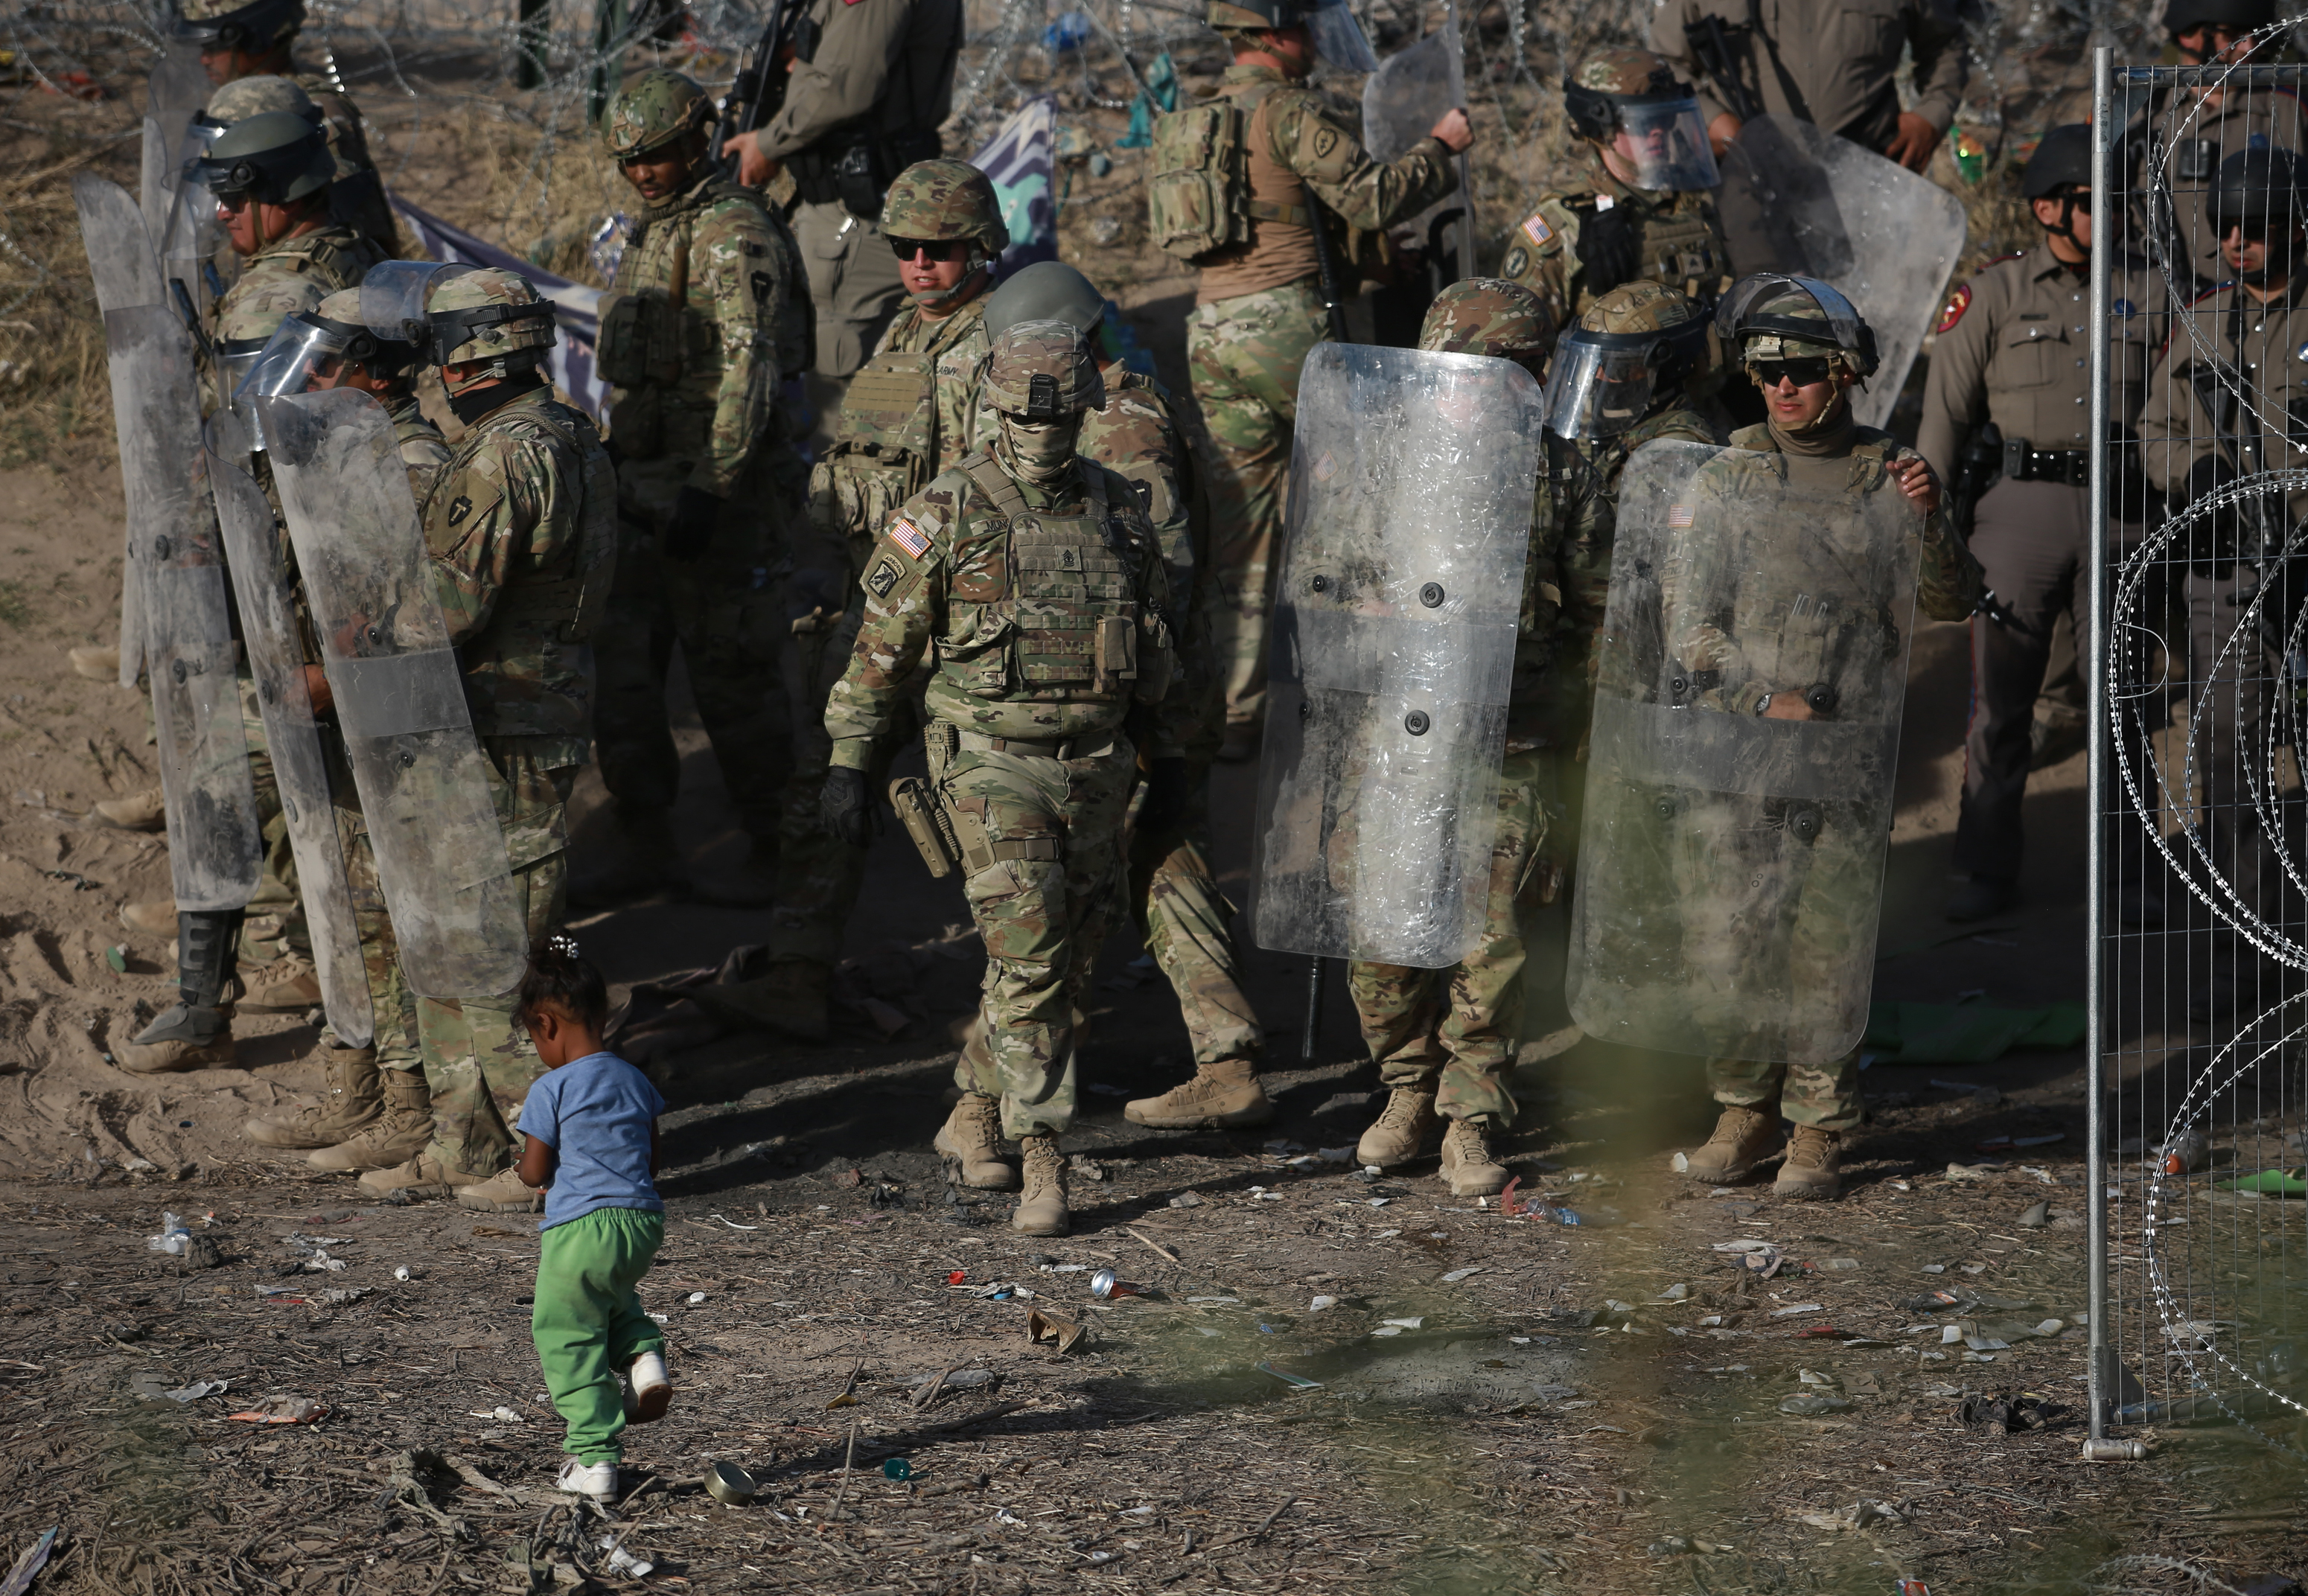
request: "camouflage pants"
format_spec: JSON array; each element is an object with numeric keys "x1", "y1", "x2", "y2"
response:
[
  {"x1": 768, "y1": 578, "x2": 876, "y2": 968},
  {"x1": 1704, "y1": 1046, "x2": 1861, "y2": 1130},
  {"x1": 337, "y1": 737, "x2": 570, "y2": 1174},
  {"x1": 1188, "y1": 277, "x2": 1328, "y2": 735},
  {"x1": 593, "y1": 462, "x2": 791, "y2": 841},
  {"x1": 938, "y1": 732, "x2": 1135, "y2": 1140},
  {"x1": 1346, "y1": 750, "x2": 1553, "y2": 1125}
]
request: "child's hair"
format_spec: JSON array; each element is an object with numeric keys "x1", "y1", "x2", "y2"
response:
[{"x1": 515, "y1": 931, "x2": 611, "y2": 1031}]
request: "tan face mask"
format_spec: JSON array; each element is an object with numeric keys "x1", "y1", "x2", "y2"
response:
[{"x1": 997, "y1": 412, "x2": 1082, "y2": 485}]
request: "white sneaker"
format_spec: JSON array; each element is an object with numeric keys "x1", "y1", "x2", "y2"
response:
[
  {"x1": 625, "y1": 1350, "x2": 671, "y2": 1424},
  {"x1": 556, "y1": 1457, "x2": 617, "y2": 1501}
]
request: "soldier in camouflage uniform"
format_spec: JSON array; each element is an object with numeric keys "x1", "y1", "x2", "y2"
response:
[
  {"x1": 981, "y1": 261, "x2": 1271, "y2": 1129},
  {"x1": 1343, "y1": 281, "x2": 1723, "y2": 1195},
  {"x1": 577, "y1": 69, "x2": 807, "y2": 907},
  {"x1": 1176, "y1": 0, "x2": 1470, "y2": 757},
  {"x1": 348, "y1": 269, "x2": 619, "y2": 1214},
  {"x1": 1671, "y1": 278, "x2": 1983, "y2": 1200},
  {"x1": 691, "y1": 160, "x2": 1008, "y2": 1041},
  {"x1": 117, "y1": 107, "x2": 392, "y2": 1074},
  {"x1": 174, "y1": 0, "x2": 401, "y2": 258},
  {"x1": 821, "y1": 320, "x2": 1186, "y2": 1236},
  {"x1": 1498, "y1": 51, "x2": 1732, "y2": 339}
]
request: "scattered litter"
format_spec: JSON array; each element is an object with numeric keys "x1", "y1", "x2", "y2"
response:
[
  {"x1": 598, "y1": 1539, "x2": 654, "y2": 1579},
  {"x1": 1778, "y1": 1393, "x2": 1852, "y2": 1414},
  {"x1": 1657, "y1": 1283, "x2": 1690, "y2": 1302},
  {"x1": 466, "y1": 1405, "x2": 526, "y2": 1423},
  {"x1": 1957, "y1": 1391, "x2": 2062, "y2": 1432},
  {"x1": 882, "y1": 1457, "x2": 913, "y2": 1481},
  {"x1": 1257, "y1": 1362, "x2": 1322, "y2": 1390},
  {"x1": 1027, "y1": 1309, "x2": 1089, "y2": 1354},
  {"x1": 704, "y1": 1461, "x2": 757, "y2": 1505},
  {"x1": 2018, "y1": 1201, "x2": 2051, "y2": 1228},
  {"x1": 1712, "y1": 1239, "x2": 1777, "y2": 1254},
  {"x1": 1308, "y1": 1295, "x2": 1338, "y2": 1312},
  {"x1": 1920, "y1": 1264, "x2": 1946, "y2": 1274},
  {"x1": 1769, "y1": 1303, "x2": 1825, "y2": 1318},
  {"x1": 1, "y1": 1528, "x2": 58, "y2": 1596},
  {"x1": 1168, "y1": 1192, "x2": 1205, "y2": 1208},
  {"x1": 393, "y1": 1266, "x2": 412, "y2": 1282},
  {"x1": 228, "y1": 1395, "x2": 328, "y2": 1425},
  {"x1": 708, "y1": 1213, "x2": 760, "y2": 1230},
  {"x1": 302, "y1": 1251, "x2": 348, "y2": 1274},
  {"x1": 686, "y1": 1292, "x2": 708, "y2": 1305},
  {"x1": 1826, "y1": 1258, "x2": 1860, "y2": 1271},
  {"x1": 1089, "y1": 1268, "x2": 1147, "y2": 1300},
  {"x1": 1441, "y1": 1267, "x2": 1482, "y2": 1283},
  {"x1": 1381, "y1": 1317, "x2": 1424, "y2": 1330},
  {"x1": 1798, "y1": 1498, "x2": 1909, "y2": 1530},
  {"x1": 145, "y1": 1212, "x2": 191, "y2": 1254}
]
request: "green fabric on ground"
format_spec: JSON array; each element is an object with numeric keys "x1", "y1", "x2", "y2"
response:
[
  {"x1": 2219, "y1": 1168, "x2": 2308, "y2": 1196},
  {"x1": 1863, "y1": 1000, "x2": 2088, "y2": 1065},
  {"x1": 532, "y1": 1206, "x2": 666, "y2": 1463}
]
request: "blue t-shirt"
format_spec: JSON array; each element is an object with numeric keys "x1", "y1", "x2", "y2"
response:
[{"x1": 521, "y1": 1051, "x2": 666, "y2": 1232}]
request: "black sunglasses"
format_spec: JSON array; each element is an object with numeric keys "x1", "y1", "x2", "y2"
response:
[
  {"x1": 1751, "y1": 357, "x2": 1834, "y2": 388},
  {"x1": 889, "y1": 236, "x2": 965, "y2": 263}
]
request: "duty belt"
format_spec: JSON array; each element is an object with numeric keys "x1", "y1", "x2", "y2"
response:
[
  {"x1": 2002, "y1": 441, "x2": 2092, "y2": 487},
  {"x1": 954, "y1": 729, "x2": 1116, "y2": 761}
]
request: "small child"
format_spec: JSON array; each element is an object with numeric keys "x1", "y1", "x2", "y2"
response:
[{"x1": 515, "y1": 934, "x2": 671, "y2": 1501}]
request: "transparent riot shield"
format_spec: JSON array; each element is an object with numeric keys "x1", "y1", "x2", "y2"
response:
[
  {"x1": 144, "y1": 40, "x2": 224, "y2": 330},
  {"x1": 1250, "y1": 345, "x2": 1541, "y2": 968},
  {"x1": 1715, "y1": 115, "x2": 1966, "y2": 431},
  {"x1": 258, "y1": 387, "x2": 529, "y2": 1000},
  {"x1": 1566, "y1": 439, "x2": 1920, "y2": 1064},
  {"x1": 1361, "y1": 11, "x2": 1473, "y2": 275},
  {"x1": 205, "y1": 411, "x2": 375, "y2": 1047},
  {"x1": 74, "y1": 174, "x2": 264, "y2": 910}
]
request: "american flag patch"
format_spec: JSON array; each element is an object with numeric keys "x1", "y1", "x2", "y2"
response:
[
  {"x1": 1520, "y1": 211, "x2": 1553, "y2": 247},
  {"x1": 890, "y1": 517, "x2": 933, "y2": 560},
  {"x1": 1668, "y1": 505, "x2": 1695, "y2": 528}
]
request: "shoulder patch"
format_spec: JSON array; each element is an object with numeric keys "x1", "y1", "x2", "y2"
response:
[
  {"x1": 865, "y1": 557, "x2": 902, "y2": 596},
  {"x1": 1313, "y1": 125, "x2": 1339, "y2": 160},
  {"x1": 1520, "y1": 209, "x2": 1555, "y2": 249},
  {"x1": 446, "y1": 494, "x2": 474, "y2": 526},
  {"x1": 1934, "y1": 284, "x2": 1972, "y2": 334},
  {"x1": 890, "y1": 516, "x2": 934, "y2": 561},
  {"x1": 1501, "y1": 246, "x2": 1529, "y2": 279}
]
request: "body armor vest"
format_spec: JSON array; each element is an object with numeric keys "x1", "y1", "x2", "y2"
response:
[
  {"x1": 426, "y1": 395, "x2": 619, "y2": 646},
  {"x1": 1602, "y1": 195, "x2": 1727, "y2": 311},
  {"x1": 812, "y1": 300, "x2": 984, "y2": 550}
]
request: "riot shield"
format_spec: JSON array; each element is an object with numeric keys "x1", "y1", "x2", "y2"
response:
[
  {"x1": 205, "y1": 411, "x2": 376, "y2": 1047},
  {"x1": 74, "y1": 174, "x2": 264, "y2": 910},
  {"x1": 144, "y1": 40, "x2": 224, "y2": 330},
  {"x1": 1565, "y1": 438, "x2": 1920, "y2": 1064},
  {"x1": 1361, "y1": 12, "x2": 1473, "y2": 275},
  {"x1": 258, "y1": 387, "x2": 529, "y2": 1000},
  {"x1": 1249, "y1": 344, "x2": 1541, "y2": 968},
  {"x1": 1715, "y1": 115, "x2": 1966, "y2": 432}
]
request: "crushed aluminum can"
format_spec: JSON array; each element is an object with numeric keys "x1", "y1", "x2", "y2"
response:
[
  {"x1": 705, "y1": 1461, "x2": 758, "y2": 1505},
  {"x1": 1088, "y1": 1268, "x2": 1147, "y2": 1300}
]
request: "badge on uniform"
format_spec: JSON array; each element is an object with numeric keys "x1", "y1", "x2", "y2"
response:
[
  {"x1": 446, "y1": 494, "x2": 474, "y2": 526},
  {"x1": 1934, "y1": 284, "x2": 1972, "y2": 333},
  {"x1": 1520, "y1": 211, "x2": 1554, "y2": 248},
  {"x1": 1313, "y1": 127, "x2": 1339, "y2": 161},
  {"x1": 866, "y1": 557, "x2": 902, "y2": 597},
  {"x1": 1502, "y1": 246, "x2": 1528, "y2": 278},
  {"x1": 2114, "y1": 299, "x2": 2138, "y2": 319},
  {"x1": 890, "y1": 516, "x2": 933, "y2": 560},
  {"x1": 752, "y1": 269, "x2": 773, "y2": 306}
]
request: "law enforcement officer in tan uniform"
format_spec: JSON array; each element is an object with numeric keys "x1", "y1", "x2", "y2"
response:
[
  {"x1": 1498, "y1": 51, "x2": 1732, "y2": 335},
  {"x1": 1648, "y1": 0, "x2": 1966, "y2": 170},
  {"x1": 1919, "y1": 126, "x2": 2165, "y2": 924},
  {"x1": 1150, "y1": 0, "x2": 1469, "y2": 758},
  {"x1": 720, "y1": 0, "x2": 963, "y2": 392}
]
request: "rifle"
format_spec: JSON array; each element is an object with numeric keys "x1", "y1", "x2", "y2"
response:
[
  {"x1": 1306, "y1": 193, "x2": 1351, "y2": 342},
  {"x1": 1683, "y1": 14, "x2": 1760, "y2": 125},
  {"x1": 717, "y1": 0, "x2": 799, "y2": 182}
]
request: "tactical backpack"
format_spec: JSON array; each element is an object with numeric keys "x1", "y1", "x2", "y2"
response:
[{"x1": 1147, "y1": 100, "x2": 1251, "y2": 262}]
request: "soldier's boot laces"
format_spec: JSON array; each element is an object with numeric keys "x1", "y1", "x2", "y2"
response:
[
  {"x1": 934, "y1": 1093, "x2": 1018, "y2": 1190},
  {"x1": 568, "y1": 805, "x2": 688, "y2": 908},
  {"x1": 1774, "y1": 1124, "x2": 1844, "y2": 1201},
  {"x1": 308, "y1": 1067, "x2": 433, "y2": 1174},
  {"x1": 240, "y1": 952, "x2": 323, "y2": 1014},
  {"x1": 359, "y1": 1149, "x2": 488, "y2": 1202},
  {"x1": 118, "y1": 910, "x2": 242, "y2": 1073},
  {"x1": 1679, "y1": 1106, "x2": 1781, "y2": 1184},
  {"x1": 242, "y1": 1044, "x2": 381, "y2": 1149},
  {"x1": 1012, "y1": 1134, "x2": 1071, "y2": 1236},
  {"x1": 89, "y1": 785, "x2": 166, "y2": 831},
  {"x1": 743, "y1": 959, "x2": 831, "y2": 1044},
  {"x1": 1438, "y1": 1115, "x2": 1512, "y2": 1198},
  {"x1": 1123, "y1": 1057, "x2": 1272, "y2": 1129},
  {"x1": 691, "y1": 835, "x2": 780, "y2": 907},
  {"x1": 1357, "y1": 1087, "x2": 1441, "y2": 1169},
  {"x1": 455, "y1": 1166, "x2": 543, "y2": 1213}
]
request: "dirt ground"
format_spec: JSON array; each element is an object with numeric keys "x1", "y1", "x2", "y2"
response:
[{"x1": 5, "y1": 33, "x2": 2305, "y2": 1596}]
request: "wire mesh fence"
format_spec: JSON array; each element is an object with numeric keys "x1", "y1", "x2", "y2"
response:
[{"x1": 2093, "y1": 38, "x2": 2308, "y2": 1457}]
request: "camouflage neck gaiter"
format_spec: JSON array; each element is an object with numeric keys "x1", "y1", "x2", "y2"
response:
[{"x1": 995, "y1": 413, "x2": 1082, "y2": 488}]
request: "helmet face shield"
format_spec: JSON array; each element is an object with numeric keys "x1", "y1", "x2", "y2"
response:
[
  {"x1": 234, "y1": 313, "x2": 366, "y2": 406},
  {"x1": 1613, "y1": 95, "x2": 1720, "y2": 191},
  {"x1": 362, "y1": 261, "x2": 467, "y2": 349},
  {"x1": 1306, "y1": 0, "x2": 1380, "y2": 73},
  {"x1": 1540, "y1": 330, "x2": 1663, "y2": 440}
]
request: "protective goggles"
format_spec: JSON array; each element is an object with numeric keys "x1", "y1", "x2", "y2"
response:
[{"x1": 889, "y1": 236, "x2": 968, "y2": 263}]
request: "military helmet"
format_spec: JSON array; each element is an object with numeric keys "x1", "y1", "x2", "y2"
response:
[
  {"x1": 1563, "y1": 49, "x2": 1689, "y2": 141},
  {"x1": 426, "y1": 266, "x2": 557, "y2": 370},
  {"x1": 2162, "y1": 0, "x2": 2270, "y2": 36},
  {"x1": 984, "y1": 261, "x2": 1108, "y2": 343},
  {"x1": 187, "y1": 109, "x2": 332, "y2": 205},
  {"x1": 1718, "y1": 272, "x2": 1879, "y2": 378},
  {"x1": 173, "y1": 0, "x2": 304, "y2": 51},
  {"x1": 1415, "y1": 278, "x2": 1555, "y2": 364},
  {"x1": 2021, "y1": 124, "x2": 2092, "y2": 199},
  {"x1": 2207, "y1": 146, "x2": 2308, "y2": 234},
  {"x1": 604, "y1": 68, "x2": 715, "y2": 161},
  {"x1": 981, "y1": 319, "x2": 1106, "y2": 420},
  {"x1": 1541, "y1": 281, "x2": 1712, "y2": 440},
  {"x1": 1208, "y1": 0, "x2": 1307, "y2": 31},
  {"x1": 1580, "y1": 280, "x2": 1715, "y2": 383},
  {"x1": 1205, "y1": 0, "x2": 1378, "y2": 69},
  {"x1": 203, "y1": 73, "x2": 315, "y2": 125},
  {"x1": 881, "y1": 160, "x2": 1010, "y2": 257}
]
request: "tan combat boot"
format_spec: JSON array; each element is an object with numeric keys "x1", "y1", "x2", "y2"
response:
[
  {"x1": 1438, "y1": 1115, "x2": 1511, "y2": 1198},
  {"x1": 456, "y1": 1166, "x2": 543, "y2": 1213},
  {"x1": 1357, "y1": 1087, "x2": 1440, "y2": 1168},
  {"x1": 360, "y1": 1152, "x2": 486, "y2": 1201},
  {"x1": 1773, "y1": 1124, "x2": 1844, "y2": 1201},
  {"x1": 243, "y1": 1044, "x2": 381, "y2": 1149},
  {"x1": 934, "y1": 1093, "x2": 1018, "y2": 1190},
  {"x1": 1123, "y1": 1058, "x2": 1272, "y2": 1129},
  {"x1": 308, "y1": 1067, "x2": 431, "y2": 1173},
  {"x1": 89, "y1": 785, "x2": 166, "y2": 831},
  {"x1": 1013, "y1": 1134, "x2": 1071, "y2": 1236},
  {"x1": 240, "y1": 953, "x2": 322, "y2": 1013},
  {"x1": 1679, "y1": 1106, "x2": 1782, "y2": 1184}
]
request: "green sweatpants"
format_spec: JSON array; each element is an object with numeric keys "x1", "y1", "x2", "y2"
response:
[{"x1": 532, "y1": 1206, "x2": 666, "y2": 1464}]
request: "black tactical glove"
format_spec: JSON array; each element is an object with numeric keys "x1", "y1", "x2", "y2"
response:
[
  {"x1": 818, "y1": 765, "x2": 874, "y2": 847},
  {"x1": 664, "y1": 485, "x2": 726, "y2": 564},
  {"x1": 1135, "y1": 757, "x2": 1193, "y2": 838},
  {"x1": 1572, "y1": 205, "x2": 1640, "y2": 297},
  {"x1": 2184, "y1": 452, "x2": 2240, "y2": 577}
]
